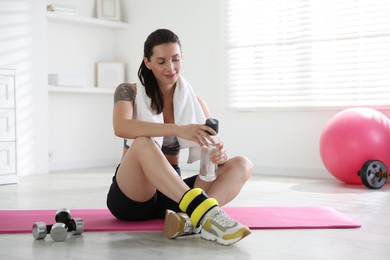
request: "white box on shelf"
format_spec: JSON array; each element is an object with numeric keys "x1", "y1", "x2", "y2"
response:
[
  {"x1": 48, "y1": 74, "x2": 87, "y2": 87},
  {"x1": 96, "y1": 62, "x2": 125, "y2": 88}
]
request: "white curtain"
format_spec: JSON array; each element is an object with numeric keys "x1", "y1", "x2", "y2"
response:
[{"x1": 226, "y1": 0, "x2": 390, "y2": 110}]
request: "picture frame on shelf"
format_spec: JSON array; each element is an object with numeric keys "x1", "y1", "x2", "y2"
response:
[
  {"x1": 96, "y1": 0, "x2": 121, "y2": 21},
  {"x1": 96, "y1": 62, "x2": 125, "y2": 88}
]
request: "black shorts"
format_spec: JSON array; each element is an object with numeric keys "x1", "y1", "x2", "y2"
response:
[{"x1": 106, "y1": 164, "x2": 198, "y2": 221}]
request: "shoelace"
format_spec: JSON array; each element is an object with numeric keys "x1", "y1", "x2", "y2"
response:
[
  {"x1": 180, "y1": 214, "x2": 194, "y2": 233},
  {"x1": 211, "y1": 209, "x2": 236, "y2": 227},
  {"x1": 183, "y1": 222, "x2": 193, "y2": 233}
]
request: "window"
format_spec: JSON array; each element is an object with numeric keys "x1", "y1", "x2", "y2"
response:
[{"x1": 226, "y1": 0, "x2": 390, "y2": 110}]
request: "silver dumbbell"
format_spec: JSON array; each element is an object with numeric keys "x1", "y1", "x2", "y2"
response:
[
  {"x1": 32, "y1": 218, "x2": 84, "y2": 242},
  {"x1": 55, "y1": 208, "x2": 72, "y2": 224},
  {"x1": 32, "y1": 208, "x2": 84, "y2": 242}
]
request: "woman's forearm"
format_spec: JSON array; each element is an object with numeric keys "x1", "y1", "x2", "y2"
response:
[{"x1": 113, "y1": 119, "x2": 179, "y2": 139}]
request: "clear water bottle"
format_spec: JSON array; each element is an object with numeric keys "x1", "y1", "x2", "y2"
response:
[{"x1": 199, "y1": 119, "x2": 219, "y2": 182}]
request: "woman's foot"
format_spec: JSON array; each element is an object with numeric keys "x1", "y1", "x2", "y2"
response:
[
  {"x1": 200, "y1": 207, "x2": 251, "y2": 245},
  {"x1": 164, "y1": 210, "x2": 201, "y2": 238}
]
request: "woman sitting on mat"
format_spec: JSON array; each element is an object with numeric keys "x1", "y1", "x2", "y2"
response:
[{"x1": 106, "y1": 28, "x2": 253, "y2": 245}]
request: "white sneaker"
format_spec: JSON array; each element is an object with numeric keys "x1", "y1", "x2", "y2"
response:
[
  {"x1": 164, "y1": 210, "x2": 201, "y2": 239},
  {"x1": 200, "y1": 207, "x2": 251, "y2": 245}
]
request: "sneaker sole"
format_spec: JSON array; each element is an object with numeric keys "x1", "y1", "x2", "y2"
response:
[
  {"x1": 164, "y1": 210, "x2": 185, "y2": 239},
  {"x1": 201, "y1": 227, "x2": 252, "y2": 245}
]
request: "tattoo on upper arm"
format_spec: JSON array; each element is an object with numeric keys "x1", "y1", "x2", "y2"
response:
[{"x1": 114, "y1": 83, "x2": 136, "y2": 104}]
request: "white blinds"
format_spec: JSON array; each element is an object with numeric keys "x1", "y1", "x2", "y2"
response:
[{"x1": 226, "y1": 0, "x2": 390, "y2": 110}]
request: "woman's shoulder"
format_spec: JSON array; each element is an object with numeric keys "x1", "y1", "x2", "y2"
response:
[
  {"x1": 114, "y1": 83, "x2": 137, "y2": 103},
  {"x1": 115, "y1": 82, "x2": 137, "y2": 92}
]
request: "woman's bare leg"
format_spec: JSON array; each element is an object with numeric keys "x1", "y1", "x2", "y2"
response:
[
  {"x1": 116, "y1": 137, "x2": 252, "y2": 245},
  {"x1": 116, "y1": 136, "x2": 189, "y2": 203},
  {"x1": 195, "y1": 156, "x2": 253, "y2": 206}
]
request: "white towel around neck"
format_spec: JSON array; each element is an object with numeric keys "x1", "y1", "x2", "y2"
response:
[{"x1": 127, "y1": 75, "x2": 206, "y2": 163}]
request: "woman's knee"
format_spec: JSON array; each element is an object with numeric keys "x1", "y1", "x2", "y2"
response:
[
  {"x1": 128, "y1": 137, "x2": 159, "y2": 155},
  {"x1": 229, "y1": 155, "x2": 253, "y2": 180},
  {"x1": 132, "y1": 136, "x2": 155, "y2": 147}
]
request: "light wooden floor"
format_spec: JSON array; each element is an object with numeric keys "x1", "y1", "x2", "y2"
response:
[{"x1": 1, "y1": 166, "x2": 390, "y2": 260}]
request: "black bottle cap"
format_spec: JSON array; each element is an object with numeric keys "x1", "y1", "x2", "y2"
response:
[{"x1": 205, "y1": 118, "x2": 219, "y2": 135}]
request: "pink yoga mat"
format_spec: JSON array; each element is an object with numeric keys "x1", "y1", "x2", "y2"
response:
[{"x1": 0, "y1": 206, "x2": 361, "y2": 234}]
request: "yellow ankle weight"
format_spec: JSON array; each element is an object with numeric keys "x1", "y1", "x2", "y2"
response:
[
  {"x1": 179, "y1": 188, "x2": 203, "y2": 212},
  {"x1": 179, "y1": 188, "x2": 219, "y2": 227},
  {"x1": 189, "y1": 198, "x2": 218, "y2": 227}
]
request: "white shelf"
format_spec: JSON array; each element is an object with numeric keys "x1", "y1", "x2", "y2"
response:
[
  {"x1": 47, "y1": 11, "x2": 128, "y2": 29},
  {"x1": 48, "y1": 85, "x2": 114, "y2": 95}
]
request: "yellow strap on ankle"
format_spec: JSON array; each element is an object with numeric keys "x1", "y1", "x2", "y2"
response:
[
  {"x1": 190, "y1": 198, "x2": 218, "y2": 227},
  {"x1": 179, "y1": 188, "x2": 203, "y2": 212}
]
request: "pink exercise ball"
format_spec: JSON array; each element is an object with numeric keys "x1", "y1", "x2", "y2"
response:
[{"x1": 320, "y1": 107, "x2": 390, "y2": 184}]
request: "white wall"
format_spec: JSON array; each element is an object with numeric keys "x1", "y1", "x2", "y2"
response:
[
  {"x1": 117, "y1": 0, "x2": 390, "y2": 179},
  {"x1": 3, "y1": 0, "x2": 389, "y2": 178},
  {"x1": 46, "y1": 0, "x2": 122, "y2": 171},
  {"x1": 48, "y1": 93, "x2": 121, "y2": 170},
  {"x1": 115, "y1": 0, "x2": 229, "y2": 172},
  {"x1": 0, "y1": 0, "x2": 49, "y2": 176}
]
